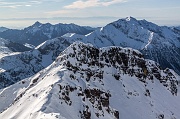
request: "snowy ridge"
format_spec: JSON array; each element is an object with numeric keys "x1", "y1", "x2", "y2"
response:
[{"x1": 0, "y1": 41, "x2": 179, "y2": 119}]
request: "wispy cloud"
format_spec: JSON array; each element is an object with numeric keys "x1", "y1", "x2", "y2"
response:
[
  {"x1": 0, "y1": 0, "x2": 40, "y2": 8},
  {"x1": 0, "y1": 0, "x2": 61, "y2": 8},
  {"x1": 64, "y1": 0, "x2": 127, "y2": 9}
]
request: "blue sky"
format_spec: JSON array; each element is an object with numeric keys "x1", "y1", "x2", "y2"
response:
[{"x1": 0, "y1": 0, "x2": 180, "y2": 28}]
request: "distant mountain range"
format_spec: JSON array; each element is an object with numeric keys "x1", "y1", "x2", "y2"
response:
[{"x1": 0, "y1": 21, "x2": 95, "y2": 46}]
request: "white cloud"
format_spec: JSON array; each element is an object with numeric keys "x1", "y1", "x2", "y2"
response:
[
  {"x1": 25, "y1": 5, "x2": 32, "y2": 7},
  {"x1": 64, "y1": 0, "x2": 99, "y2": 9},
  {"x1": 102, "y1": 0, "x2": 127, "y2": 6},
  {"x1": 64, "y1": 0, "x2": 127, "y2": 9}
]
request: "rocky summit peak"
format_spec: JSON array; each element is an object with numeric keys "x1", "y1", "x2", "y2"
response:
[
  {"x1": 125, "y1": 16, "x2": 137, "y2": 21},
  {"x1": 110, "y1": 16, "x2": 139, "y2": 27},
  {"x1": 32, "y1": 21, "x2": 42, "y2": 27}
]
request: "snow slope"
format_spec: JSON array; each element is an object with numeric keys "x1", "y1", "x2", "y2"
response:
[{"x1": 0, "y1": 42, "x2": 179, "y2": 119}]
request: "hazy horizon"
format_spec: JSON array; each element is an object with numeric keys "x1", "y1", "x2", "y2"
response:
[
  {"x1": 0, "y1": 0, "x2": 180, "y2": 28},
  {"x1": 1, "y1": 16, "x2": 180, "y2": 29}
]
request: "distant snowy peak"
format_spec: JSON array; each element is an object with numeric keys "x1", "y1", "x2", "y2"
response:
[
  {"x1": 62, "y1": 17, "x2": 180, "y2": 75},
  {"x1": 114, "y1": 16, "x2": 160, "y2": 32},
  {"x1": 0, "y1": 41, "x2": 179, "y2": 119},
  {"x1": 25, "y1": 21, "x2": 95, "y2": 36},
  {"x1": 32, "y1": 21, "x2": 42, "y2": 27},
  {"x1": 112, "y1": 17, "x2": 179, "y2": 46},
  {"x1": 122, "y1": 16, "x2": 139, "y2": 23}
]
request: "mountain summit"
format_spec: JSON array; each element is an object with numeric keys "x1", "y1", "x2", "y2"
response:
[{"x1": 32, "y1": 21, "x2": 42, "y2": 27}]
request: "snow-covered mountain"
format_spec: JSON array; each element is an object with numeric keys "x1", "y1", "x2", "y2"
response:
[
  {"x1": 0, "y1": 41, "x2": 179, "y2": 119},
  {"x1": 0, "y1": 21, "x2": 95, "y2": 46},
  {"x1": 0, "y1": 27, "x2": 8, "y2": 32},
  {"x1": 62, "y1": 17, "x2": 180, "y2": 75}
]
